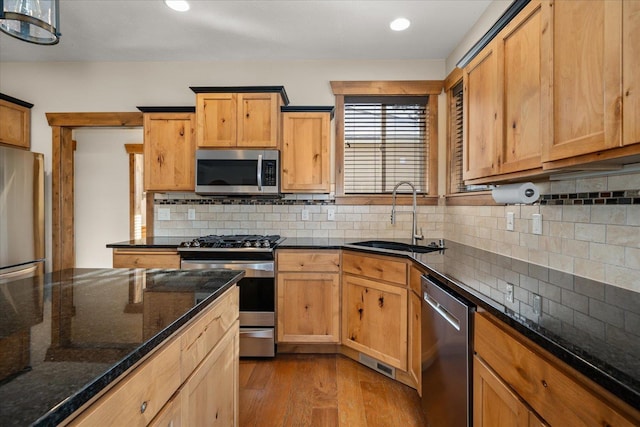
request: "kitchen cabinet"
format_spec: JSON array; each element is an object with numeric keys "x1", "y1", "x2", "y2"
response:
[
  {"x1": 474, "y1": 356, "x2": 547, "y2": 427},
  {"x1": 276, "y1": 250, "x2": 340, "y2": 343},
  {"x1": 408, "y1": 266, "x2": 423, "y2": 394},
  {"x1": 192, "y1": 87, "x2": 288, "y2": 148},
  {"x1": 341, "y1": 251, "x2": 408, "y2": 371},
  {"x1": 112, "y1": 248, "x2": 181, "y2": 269},
  {"x1": 474, "y1": 311, "x2": 640, "y2": 426},
  {"x1": 543, "y1": 0, "x2": 640, "y2": 168},
  {"x1": 280, "y1": 106, "x2": 334, "y2": 193},
  {"x1": 69, "y1": 286, "x2": 239, "y2": 427},
  {"x1": 0, "y1": 94, "x2": 32, "y2": 149},
  {"x1": 463, "y1": 0, "x2": 549, "y2": 184},
  {"x1": 141, "y1": 108, "x2": 195, "y2": 192}
]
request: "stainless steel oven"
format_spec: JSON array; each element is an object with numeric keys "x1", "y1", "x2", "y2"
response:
[{"x1": 179, "y1": 235, "x2": 283, "y2": 357}]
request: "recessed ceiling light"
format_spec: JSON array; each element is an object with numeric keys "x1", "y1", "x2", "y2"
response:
[
  {"x1": 390, "y1": 18, "x2": 410, "y2": 32},
  {"x1": 164, "y1": 0, "x2": 190, "y2": 12}
]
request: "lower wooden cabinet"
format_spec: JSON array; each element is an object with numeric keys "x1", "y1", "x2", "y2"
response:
[
  {"x1": 112, "y1": 249, "x2": 180, "y2": 269},
  {"x1": 341, "y1": 251, "x2": 409, "y2": 371},
  {"x1": 68, "y1": 286, "x2": 239, "y2": 427},
  {"x1": 474, "y1": 356, "x2": 546, "y2": 427},
  {"x1": 276, "y1": 250, "x2": 340, "y2": 343},
  {"x1": 474, "y1": 311, "x2": 640, "y2": 427}
]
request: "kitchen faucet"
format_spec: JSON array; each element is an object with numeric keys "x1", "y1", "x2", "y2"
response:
[{"x1": 390, "y1": 181, "x2": 424, "y2": 245}]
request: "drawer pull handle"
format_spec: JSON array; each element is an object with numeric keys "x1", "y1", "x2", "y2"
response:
[
  {"x1": 541, "y1": 380, "x2": 548, "y2": 388},
  {"x1": 140, "y1": 401, "x2": 148, "y2": 413}
]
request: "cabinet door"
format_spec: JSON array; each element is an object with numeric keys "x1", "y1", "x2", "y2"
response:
[
  {"x1": 277, "y1": 272, "x2": 340, "y2": 343},
  {"x1": 112, "y1": 249, "x2": 180, "y2": 269},
  {"x1": 342, "y1": 274, "x2": 407, "y2": 370},
  {"x1": 0, "y1": 99, "x2": 30, "y2": 149},
  {"x1": 281, "y1": 112, "x2": 331, "y2": 193},
  {"x1": 623, "y1": 0, "x2": 640, "y2": 146},
  {"x1": 497, "y1": 0, "x2": 549, "y2": 175},
  {"x1": 196, "y1": 93, "x2": 237, "y2": 147},
  {"x1": 473, "y1": 356, "x2": 538, "y2": 427},
  {"x1": 237, "y1": 93, "x2": 279, "y2": 147},
  {"x1": 545, "y1": 0, "x2": 622, "y2": 161},
  {"x1": 408, "y1": 288, "x2": 421, "y2": 394},
  {"x1": 144, "y1": 113, "x2": 195, "y2": 191},
  {"x1": 182, "y1": 321, "x2": 239, "y2": 427},
  {"x1": 463, "y1": 41, "x2": 501, "y2": 180}
]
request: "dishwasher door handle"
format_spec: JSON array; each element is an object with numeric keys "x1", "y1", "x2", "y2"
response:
[{"x1": 424, "y1": 291, "x2": 461, "y2": 331}]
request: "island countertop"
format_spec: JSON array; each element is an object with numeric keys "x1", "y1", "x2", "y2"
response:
[{"x1": 0, "y1": 268, "x2": 243, "y2": 427}]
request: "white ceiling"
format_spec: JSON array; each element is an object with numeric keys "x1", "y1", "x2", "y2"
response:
[{"x1": 0, "y1": 0, "x2": 494, "y2": 62}]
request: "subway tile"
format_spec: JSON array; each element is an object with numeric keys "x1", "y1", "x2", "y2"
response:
[
  {"x1": 606, "y1": 225, "x2": 640, "y2": 248},
  {"x1": 574, "y1": 223, "x2": 606, "y2": 243},
  {"x1": 561, "y1": 288, "x2": 589, "y2": 314},
  {"x1": 589, "y1": 299, "x2": 625, "y2": 329},
  {"x1": 591, "y1": 206, "x2": 626, "y2": 225},
  {"x1": 562, "y1": 206, "x2": 591, "y2": 223},
  {"x1": 574, "y1": 276, "x2": 605, "y2": 300},
  {"x1": 573, "y1": 311, "x2": 605, "y2": 340},
  {"x1": 589, "y1": 242, "x2": 625, "y2": 266},
  {"x1": 574, "y1": 258, "x2": 605, "y2": 282}
]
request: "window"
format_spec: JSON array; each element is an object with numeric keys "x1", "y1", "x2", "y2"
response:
[
  {"x1": 343, "y1": 96, "x2": 428, "y2": 194},
  {"x1": 331, "y1": 81, "x2": 441, "y2": 201}
]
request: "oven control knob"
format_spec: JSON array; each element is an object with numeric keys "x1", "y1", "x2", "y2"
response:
[
  {"x1": 262, "y1": 240, "x2": 271, "y2": 248},
  {"x1": 244, "y1": 241, "x2": 252, "y2": 248},
  {"x1": 191, "y1": 240, "x2": 200, "y2": 247},
  {"x1": 180, "y1": 241, "x2": 190, "y2": 247},
  {"x1": 254, "y1": 241, "x2": 261, "y2": 247}
]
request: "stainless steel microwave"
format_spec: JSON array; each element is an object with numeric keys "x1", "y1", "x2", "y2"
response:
[{"x1": 195, "y1": 149, "x2": 280, "y2": 195}]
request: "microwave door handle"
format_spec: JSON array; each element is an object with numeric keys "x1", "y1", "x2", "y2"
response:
[{"x1": 257, "y1": 154, "x2": 263, "y2": 192}]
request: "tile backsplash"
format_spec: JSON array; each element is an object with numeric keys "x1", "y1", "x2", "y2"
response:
[{"x1": 154, "y1": 171, "x2": 640, "y2": 293}]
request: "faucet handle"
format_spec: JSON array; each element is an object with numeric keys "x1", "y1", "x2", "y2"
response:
[{"x1": 415, "y1": 228, "x2": 424, "y2": 240}]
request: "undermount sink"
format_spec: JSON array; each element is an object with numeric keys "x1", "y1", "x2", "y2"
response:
[{"x1": 350, "y1": 240, "x2": 443, "y2": 254}]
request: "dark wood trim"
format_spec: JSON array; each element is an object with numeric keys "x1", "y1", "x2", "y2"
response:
[
  {"x1": 427, "y1": 95, "x2": 439, "y2": 196},
  {"x1": 0, "y1": 92, "x2": 34, "y2": 108},
  {"x1": 124, "y1": 144, "x2": 143, "y2": 154},
  {"x1": 334, "y1": 95, "x2": 345, "y2": 197},
  {"x1": 444, "y1": 68, "x2": 463, "y2": 92},
  {"x1": 136, "y1": 106, "x2": 195, "y2": 113},
  {"x1": 330, "y1": 80, "x2": 443, "y2": 96},
  {"x1": 189, "y1": 86, "x2": 290, "y2": 105},
  {"x1": 46, "y1": 112, "x2": 143, "y2": 127},
  {"x1": 456, "y1": 0, "x2": 531, "y2": 68},
  {"x1": 280, "y1": 106, "x2": 335, "y2": 120}
]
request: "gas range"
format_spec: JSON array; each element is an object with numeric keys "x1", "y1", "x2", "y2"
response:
[{"x1": 178, "y1": 234, "x2": 284, "y2": 252}]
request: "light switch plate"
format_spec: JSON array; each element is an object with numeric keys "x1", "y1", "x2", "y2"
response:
[
  {"x1": 533, "y1": 294, "x2": 542, "y2": 315},
  {"x1": 158, "y1": 208, "x2": 170, "y2": 221},
  {"x1": 301, "y1": 209, "x2": 310, "y2": 221},
  {"x1": 506, "y1": 212, "x2": 515, "y2": 231},
  {"x1": 327, "y1": 208, "x2": 336, "y2": 221},
  {"x1": 532, "y1": 213, "x2": 542, "y2": 235},
  {"x1": 506, "y1": 283, "x2": 514, "y2": 303},
  {"x1": 188, "y1": 208, "x2": 196, "y2": 220}
]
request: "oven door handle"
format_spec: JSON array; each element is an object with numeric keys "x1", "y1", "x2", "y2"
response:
[
  {"x1": 180, "y1": 260, "x2": 274, "y2": 277},
  {"x1": 239, "y1": 328, "x2": 274, "y2": 339}
]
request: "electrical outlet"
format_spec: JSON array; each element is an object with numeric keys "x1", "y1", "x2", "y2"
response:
[
  {"x1": 327, "y1": 207, "x2": 336, "y2": 221},
  {"x1": 506, "y1": 283, "x2": 514, "y2": 303},
  {"x1": 188, "y1": 208, "x2": 196, "y2": 220},
  {"x1": 506, "y1": 212, "x2": 515, "y2": 231},
  {"x1": 532, "y1": 213, "x2": 542, "y2": 235},
  {"x1": 301, "y1": 209, "x2": 310, "y2": 221},
  {"x1": 533, "y1": 294, "x2": 542, "y2": 315},
  {"x1": 158, "y1": 208, "x2": 170, "y2": 221}
]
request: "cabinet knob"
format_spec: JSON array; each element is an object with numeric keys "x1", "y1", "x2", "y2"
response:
[
  {"x1": 541, "y1": 379, "x2": 548, "y2": 388},
  {"x1": 140, "y1": 400, "x2": 148, "y2": 413}
]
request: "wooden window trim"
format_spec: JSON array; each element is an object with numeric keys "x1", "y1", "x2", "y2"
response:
[{"x1": 331, "y1": 81, "x2": 442, "y2": 204}]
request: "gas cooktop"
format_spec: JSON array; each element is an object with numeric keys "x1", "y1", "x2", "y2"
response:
[{"x1": 178, "y1": 234, "x2": 284, "y2": 251}]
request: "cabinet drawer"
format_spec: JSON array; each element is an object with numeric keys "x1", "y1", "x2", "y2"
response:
[
  {"x1": 113, "y1": 249, "x2": 180, "y2": 269},
  {"x1": 277, "y1": 250, "x2": 340, "y2": 272},
  {"x1": 69, "y1": 338, "x2": 181, "y2": 427},
  {"x1": 181, "y1": 286, "x2": 239, "y2": 378},
  {"x1": 475, "y1": 312, "x2": 639, "y2": 426},
  {"x1": 342, "y1": 251, "x2": 407, "y2": 285}
]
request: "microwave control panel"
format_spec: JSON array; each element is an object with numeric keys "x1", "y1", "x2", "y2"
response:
[{"x1": 262, "y1": 160, "x2": 277, "y2": 186}]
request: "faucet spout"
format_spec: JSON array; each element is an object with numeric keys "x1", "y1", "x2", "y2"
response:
[{"x1": 391, "y1": 181, "x2": 424, "y2": 245}]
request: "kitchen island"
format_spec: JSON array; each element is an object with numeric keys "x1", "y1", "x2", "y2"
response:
[{"x1": 0, "y1": 268, "x2": 243, "y2": 426}]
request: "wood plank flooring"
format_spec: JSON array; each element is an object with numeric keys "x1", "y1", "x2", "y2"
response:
[{"x1": 239, "y1": 354, "x2": 426, "y2": 427}]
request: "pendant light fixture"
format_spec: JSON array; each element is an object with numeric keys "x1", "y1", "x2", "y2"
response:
[{"x1": 0, "y1": 0, "x2": 60, "y2": 45}]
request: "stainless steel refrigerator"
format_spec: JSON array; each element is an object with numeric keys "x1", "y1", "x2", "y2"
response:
[{"x1": 0, "y1": 145, "x2": 45, "y2": 281}]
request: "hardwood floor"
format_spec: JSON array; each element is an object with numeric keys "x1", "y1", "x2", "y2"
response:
[{"x1": 239, "y1": 354, "x2": 426, "y2": 427}]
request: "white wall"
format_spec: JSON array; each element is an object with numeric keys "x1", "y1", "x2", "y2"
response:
[
  {"x1": 0, "y1": 59, "x2": 445, "y2": 268},
  {"x1": 74, "y1": 128, "x2": 141, "y2": 267}
]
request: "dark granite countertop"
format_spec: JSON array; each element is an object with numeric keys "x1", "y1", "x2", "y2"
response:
[
  {"x1": 107, "y1": 236, "x2": 640, "y2": 409},
  {"x1": 0, "y1": 268, "x2": 243, "y2": 427}
]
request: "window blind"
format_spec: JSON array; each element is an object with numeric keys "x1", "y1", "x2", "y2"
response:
[{"x1": 343, "y1": 96, "x2": 428, "y2": 194}]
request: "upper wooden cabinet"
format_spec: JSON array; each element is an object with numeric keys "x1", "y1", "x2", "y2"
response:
[
  {"x1": 543, "y1": 0, "x2": 640, "y2": 167},
  {"x1": 191, "y1": 87, "x2": 289, "y2": 148},
  {"x1": 140, "y1": 108, "x2": 195, "y2": 192},
  {"x1": 0, "y1": 94, "x2": 32, "y2": 149},
  {"x1": 280, "y1": 106, "x2": 334, "y2": 193},
  {"x1": 463, "y1": 0, "x2": 549, "y2": 184}
]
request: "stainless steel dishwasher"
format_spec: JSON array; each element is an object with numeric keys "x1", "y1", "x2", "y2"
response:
[{"x1": 421, "y1": 275, "x2": 475, "y2": 427}]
